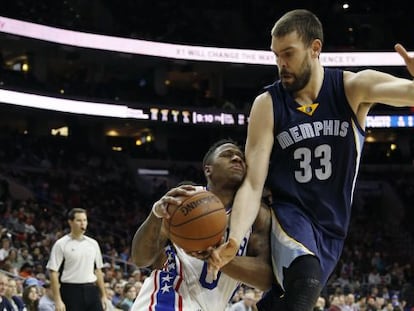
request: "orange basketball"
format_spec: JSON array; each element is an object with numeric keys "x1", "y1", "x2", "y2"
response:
[{"x1": 163, "y1": 190, "x2": 227, "y2": 252}]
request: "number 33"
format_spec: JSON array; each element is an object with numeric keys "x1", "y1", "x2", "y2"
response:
[{"x1": 294, "y1": 144, "x2": 332, "y2": 183}]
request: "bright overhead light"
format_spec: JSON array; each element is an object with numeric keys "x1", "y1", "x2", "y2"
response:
[
  {"x1": 365, "y1": 136, "x2": 376, "y2": 143},
  {"x1": 106, "y1": 130, "x2": 119, "y2": 136}
]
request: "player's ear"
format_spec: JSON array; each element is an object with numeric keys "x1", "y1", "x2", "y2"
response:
[
  {"x1": 311, "y1": 39, "x2": 322, "y2": 58},
  {"x1": 204, "y1": 165, "x2": 212, "y2": 177}
]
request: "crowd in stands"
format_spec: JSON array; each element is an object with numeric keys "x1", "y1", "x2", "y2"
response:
[{"x1": 0, "y1": 129, "x2": 413, "y2": 310}]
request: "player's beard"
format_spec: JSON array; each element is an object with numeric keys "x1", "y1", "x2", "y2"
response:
[{"x1": 280, "y1": 54, "x2": 312, "y2": 93}]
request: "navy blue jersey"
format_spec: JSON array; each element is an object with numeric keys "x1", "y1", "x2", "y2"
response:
[{"x1": 265, "y1": 68, "x2": 365, "y2": 239}]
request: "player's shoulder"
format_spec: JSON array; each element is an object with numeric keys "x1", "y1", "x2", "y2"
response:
[
  {"x1": 255, "y1": 90, "x2": 272, "y2": 104},
  {"x1": 343, "y1": 69, "x2": 383, "y2": 84},
  {"x1": 250, "y1": 91, "x2": 274, "y2": 117}
]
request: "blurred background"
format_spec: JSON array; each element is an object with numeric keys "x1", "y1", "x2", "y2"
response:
[{"x1": 0, "y1": 1, "x2": 413, "y2": 310}]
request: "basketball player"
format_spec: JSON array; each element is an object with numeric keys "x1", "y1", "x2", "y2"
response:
[
  {"x1": 130, "y1": 139, "x2": 273, "y2": 311},
  {"x1": 208, "y1": 9, "x2": 414, "y2": 311}
]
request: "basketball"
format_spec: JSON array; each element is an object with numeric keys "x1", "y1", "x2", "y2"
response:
[{"x1": 163, "y1": 190, "x2": 227, "y2": 252}]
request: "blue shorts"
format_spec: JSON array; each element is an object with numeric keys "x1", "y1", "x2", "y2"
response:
[{"x1": 270, "y1": 204, "x2": 344, "y2": 289}]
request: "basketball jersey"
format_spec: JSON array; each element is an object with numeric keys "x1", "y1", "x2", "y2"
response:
[
  {"x1": 265, "y1": 68, "x2": 365, "y2": 239},
  {"x1": 131, "y1": 212, "x2": 251, "y2": 311}
]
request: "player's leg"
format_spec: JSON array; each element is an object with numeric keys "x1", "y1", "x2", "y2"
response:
[
  {"x1": 256, "y1": 283, "x2": 286, "y2": 310},
  {"x1": 283, "y1": 255, "x2": 322, "y2": 311},
  {"x1": 257, "y1": 209, "x2": 322, "y2": 311},
  {"x1": 256, "y1": 255, "x2": 322, "y2": 311}
]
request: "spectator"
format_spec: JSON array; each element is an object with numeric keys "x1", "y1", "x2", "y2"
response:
[
  {"x1": 314, "y1": 296, "x2": 326, "y2": 311},
  {"x1": 117, "y1": 282, "x2": 137, "y2": 311},
  {"x1": 328, "y1": 296, "x2": 342, "y2": 311},
  {"x1": 5, "y1": 278, "x2": 25, "y2": 311},
  {"x1": 381, "y1": 286, "x2": 391, "y2": 300},
  {"x1": 130, "y1": 270, "x2": 142, "y2": 284},
  {"x1": 229, "y1": 289, "x2": 257, "y2": 311},
  {"x1": 19, "y1": 262, "x2": 34, "y2": 278},
  {"x1": 38, "y1": 281, "x2": 55, "y2": 311},
  {"x1": 17, "y1": 247, "x2": 34, "y2": 268},
  {"x1": 0, "y1": 238, "x2": 12, "y2": 262},
  {"x1": 344, "y1": 294, "x2": 358, "y2": 311},
  {"x1": 368, "y1": 269, "x2": 382, "y2": 286},
  {"x1": 366, "y1": 296, "x2": 377, "y2": 311},
  {"x1": 5, "y1": 249, "x2": 20, "y2": 275},
  {"x1": 111, "y1": 282, "x2": 124, "y2": 307},
  {"x1": 103, "y1": 282, "x2": 117, "y2": 311},
  {"x1": 0, "y1": 273, "x2": 15, "y2": 311},
  {"x1": 22, "y1": 284, "x2": 40, "y2": 311}
]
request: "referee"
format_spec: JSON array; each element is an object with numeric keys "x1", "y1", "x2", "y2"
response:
[{"x1": 47, "y1": 208, "x2": 107, "y2": 311}]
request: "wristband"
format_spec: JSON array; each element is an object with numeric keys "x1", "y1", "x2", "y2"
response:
[{"x1": 151, "y1": 203, "x2": 164, "y2": 218}]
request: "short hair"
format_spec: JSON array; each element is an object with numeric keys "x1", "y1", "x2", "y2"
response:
[
  {"x1": 271, "y1": 9, "x2": 324, "y2": 46},
  {"x1": 202, "y1": 138, "x2": 241, "y2": 167},
  {"x1": 176, "y1": 180, "x2": 198, "y2": 187},
  {"x1": 123, "y1": 282, "x2": 136, "y2": 294},
  {"x1": 67, "y1": 208, "x2": 87, "y2": 220}
]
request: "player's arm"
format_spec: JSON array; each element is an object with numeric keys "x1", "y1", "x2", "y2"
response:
[
  {"x1": 49, "y1": 270, "x2": 65, "y2": 311},
  {"x1": 131, "y1": 185, "x2": 197, "y2": 268},
  {"x1": 345, "y1": 44, "x2": 414, "y2": 120},
  {"x1": 220, "y1": 203, "x2": 273, "y2": 291},
  {"x1": 346, "y1": 69, "x2": 414, "y2": 107},
  {"x1": 345, "y1": 68, "x2": 414, "y2": 130},
  {"x1": 209, "y1": 93, "x2": 274, "y2": 270},
  {"x1": 131, "y1": 208, "x2": 168, "y2": 268}
]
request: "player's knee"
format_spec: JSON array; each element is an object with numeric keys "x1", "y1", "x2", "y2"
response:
[
  {"x1": 283, "y1": 255, "x2": 323, "y2": 311},
  {"x1": 285, "y1": 277, "x2": 322, "y2": 311}
]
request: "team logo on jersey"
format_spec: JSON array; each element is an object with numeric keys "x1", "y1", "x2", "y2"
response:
[{"x1": 297, "y1": 103, "x2": 319, "y2": 116}]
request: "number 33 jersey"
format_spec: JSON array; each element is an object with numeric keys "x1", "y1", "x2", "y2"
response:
[{"x1": 265, "y1": 68, "x2": 365, "y2": 239}]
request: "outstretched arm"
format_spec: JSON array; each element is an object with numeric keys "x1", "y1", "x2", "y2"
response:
[
  {"x1": 220, "y1": 203, "x2": 273, "y2": 291},
  {"x1": 209, "y1": 92, "x2": 274, "y2": 274},
  {"x1": 346, "y1": 44, "x2": 414, "y2": 123},
  {"x1": 131, "y1": 185, "x2": 197, "y2": 268}
]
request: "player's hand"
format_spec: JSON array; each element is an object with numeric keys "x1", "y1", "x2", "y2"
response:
[
  {"x1": 152, "y1": 185, "x2": 199, "y2": 219},
  {"x1": 188, "y1": 248, "x2": 213, "y2": 260},
  {"x1": 55, "y1": 299, "x2": 66, "y2": 311},
  {"x1": 187, "y1": 237, "x2": 225, "y2": 260},
  {"x1": 207, "y1": 237, "x2": 239, "y2": 280},
  {"x1": 395, "y1": 43, "x2": 414, "y2": 77}
]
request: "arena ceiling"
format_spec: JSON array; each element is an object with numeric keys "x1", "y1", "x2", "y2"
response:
[{"x1": 0, "y1": 0, "x2": 412, "y2": 149}]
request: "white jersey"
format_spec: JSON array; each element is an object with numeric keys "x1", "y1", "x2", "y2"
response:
[
  {"x1": 46, "y1": 234, "x2": 104, "y2": 283},
  {"x1": 132, "y1": 224, "x2": 251, "y2": 311}
]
